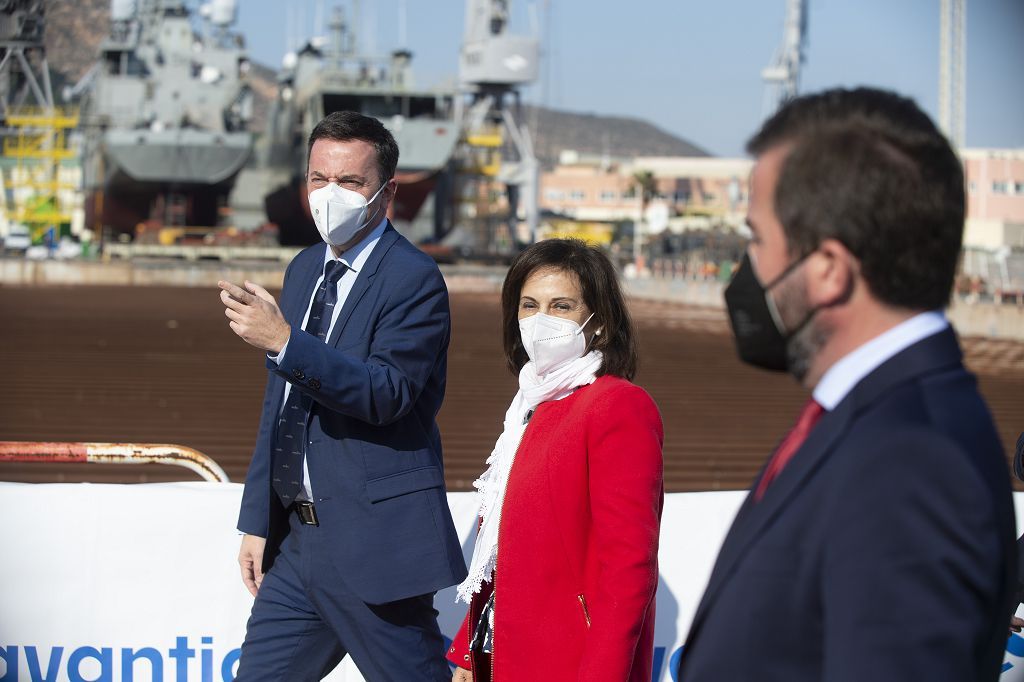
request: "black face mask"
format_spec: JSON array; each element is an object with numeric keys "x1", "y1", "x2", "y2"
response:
[{"x1": 723, "y1": 251, "x2": 811, "y2": 372}]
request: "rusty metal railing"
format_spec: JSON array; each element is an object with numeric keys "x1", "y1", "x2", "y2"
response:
[{"x1": 0, "y1": 441, "x2": 230, "y2": 483}]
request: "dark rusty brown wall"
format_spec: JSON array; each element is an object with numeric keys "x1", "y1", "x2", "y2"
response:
[{"x1": 1, "y1": 286, "x2": 1022, "y2": 491}]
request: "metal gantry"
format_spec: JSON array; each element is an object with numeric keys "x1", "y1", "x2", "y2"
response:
[
  {"x1": 939, "y1": 0, "x2": 966, "y2": 149},
  {"x1": 761, "y1": 0, "x2": 808, "y2": 114}
]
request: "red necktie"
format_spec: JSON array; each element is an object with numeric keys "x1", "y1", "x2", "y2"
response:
[{"x1": 754, "y1": 399, "x2": 825, "y2": 501}]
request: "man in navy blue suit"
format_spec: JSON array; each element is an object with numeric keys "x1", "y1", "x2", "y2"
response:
[
  {"x1": 678, "y1": 88, "x2": 1016, "y2": 681},
  {"x1": 219, "y1": 111, "x2": 466, "y2": 680}
]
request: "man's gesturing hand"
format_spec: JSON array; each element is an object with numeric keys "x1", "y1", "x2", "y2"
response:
[
  {"x1": 239, "y1": 534, "x2": 267, "y2": 597},
  {"x1": 219, "y1": 280, "x2": 290, "y2": 353}
]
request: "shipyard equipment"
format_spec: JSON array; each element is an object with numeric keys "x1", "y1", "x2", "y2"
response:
[
  {"x1": 762, "y1": 0, "x2": 807, "y2": 113},
  {"x1": 939, "y1": 0, "x2": 966, "y2": 149},
  {"x1": 248, "y1": 0, "x2": 461, "y2": 246},
  {"x1": 0, "y1": 0, "x2": 77, "y2": 245},
  {"x1": 456, "y1": 0, "x2": 540, "y2": 254}
]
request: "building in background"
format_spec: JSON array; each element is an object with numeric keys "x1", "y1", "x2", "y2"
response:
[
  {"x1": 539, "y1": 147, "x2": 1024, "y2": 297},
  {"x1": 963, "y1": 148, "x2": 1024, "y2": 250},
  {"x1": 539, "y1": 151, "x2": 751, "y2": 231},
  {"x1": 959, "y1": 148, "x2": 1024, "y2": 301}
]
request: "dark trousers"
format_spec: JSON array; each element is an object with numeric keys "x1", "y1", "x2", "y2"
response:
[{"x1": 235, "y1": 510, "x2": 451, "y2": 681}]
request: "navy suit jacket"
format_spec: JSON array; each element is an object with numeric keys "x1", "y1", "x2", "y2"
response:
[
  {"x1": 679, "y1": 328, "x2": 1016, "y2": 681},
  {"x1": 237, "y1": 224, "x2": 467, "y2": 604}
]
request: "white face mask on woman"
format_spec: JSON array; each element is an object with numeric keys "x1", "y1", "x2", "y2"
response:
[
  {"x1": 308, "y1": 182, "x2": 385, "y2": 246},
  {"x1": 518, "y1": 312, "x2": 595, "y2": 376}
]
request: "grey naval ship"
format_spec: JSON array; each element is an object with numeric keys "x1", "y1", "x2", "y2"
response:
[
  {"x1": 71, "y1": 0, "x2": 253, "y2": 240},
  {"x1": 242, "y1": 1, "x2": 461, "y2": 246}
]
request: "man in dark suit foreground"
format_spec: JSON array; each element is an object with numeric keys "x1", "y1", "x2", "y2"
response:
[
  {"x1": 219, "y1": 111, "x2": 465, "y2": 680},
  {"x1": 678, "y1": 88, "x2": 1016, "y2": 681}
]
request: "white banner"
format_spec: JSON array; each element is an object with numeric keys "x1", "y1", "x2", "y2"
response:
[{"x1": 0, "y1": 482, "x2": 1021, "y2": 681}]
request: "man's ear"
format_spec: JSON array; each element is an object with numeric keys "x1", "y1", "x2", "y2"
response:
[
  {"x1": 380, "y1": 178, "x2": 398, "y2": 215},
  {"x1": 808, "y1": 237, "x2": 857, "y2": 308}
]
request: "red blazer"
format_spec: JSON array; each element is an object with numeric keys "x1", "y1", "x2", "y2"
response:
[{"x1": 448, "y1": 375, "x2": 664, "y2": 681}]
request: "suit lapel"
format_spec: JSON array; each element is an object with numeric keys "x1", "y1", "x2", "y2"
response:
[
  {"x1": 687, "y1": 327, "x2": 965, "y2": 642},
  {"x1": 326, "y1": 223, "x2": 400, "y2": 348},
  {"x1": 266, "y1": 245, "x2": 326, "y2": 418},
  {"x1": 689, "y1": 401, "x2": 851, "y2": 635}
]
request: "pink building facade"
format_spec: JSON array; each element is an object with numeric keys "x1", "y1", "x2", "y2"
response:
[{"x1": 963, "y1": 149, "x2": 1024, "y2": 249}]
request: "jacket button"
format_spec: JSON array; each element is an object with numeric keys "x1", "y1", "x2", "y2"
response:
[
  {"x1": 309, "y1": 378, "x2": 321, "y2": 390},
  {"x1": 292, "y1": 369, "x2": 305, "y2": 380},
  {"x1": 463, "y1": 655, "x2": 470, "y2": 661}
]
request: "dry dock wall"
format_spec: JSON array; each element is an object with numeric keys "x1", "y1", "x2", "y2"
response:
[{"x1": 2, "y1": 258, "x2": 1022, "y2": 341}]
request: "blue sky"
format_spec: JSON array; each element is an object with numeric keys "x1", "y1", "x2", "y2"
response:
[{"x1": 232, "y1": 0, "x2": 1024, "y2": 157}]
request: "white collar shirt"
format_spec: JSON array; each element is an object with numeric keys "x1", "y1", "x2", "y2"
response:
[{"x1": 812, "y1": 310, "x2": 949, "y2": 411}]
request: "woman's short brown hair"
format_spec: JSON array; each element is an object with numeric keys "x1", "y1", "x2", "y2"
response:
[{"x1": 501, "y1": 239, "x2": 638, "y2": 380}]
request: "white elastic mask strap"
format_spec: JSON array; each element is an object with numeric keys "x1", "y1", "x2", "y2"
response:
[
  {"x1": 362, "y1": 182, "x2": 387, "y2": 224},
  {"x1": 577, "y1": 312, "x2": 595, "y2": 334}
]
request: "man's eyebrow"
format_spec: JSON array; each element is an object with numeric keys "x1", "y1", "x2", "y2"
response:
[{"x1": 307, "y1": 171, "x2": 367, "y2": 180}]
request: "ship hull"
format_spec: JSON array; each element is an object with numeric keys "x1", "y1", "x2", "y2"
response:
[{"x1": 83, "y1": 130, "x2": 252, "y2": 235}]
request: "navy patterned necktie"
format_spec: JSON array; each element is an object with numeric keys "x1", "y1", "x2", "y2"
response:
[{"x1": 272, "y1": 259, "x2": 348, "y2": 504}]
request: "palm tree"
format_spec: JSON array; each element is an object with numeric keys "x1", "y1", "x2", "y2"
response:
[{"x1": 630, "y1": 170, "x2": 658, "y2": 270}]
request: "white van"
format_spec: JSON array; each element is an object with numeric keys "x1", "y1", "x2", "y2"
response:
[{"x1": 2, "y1": 225, "x2": 31, "y2": 254}]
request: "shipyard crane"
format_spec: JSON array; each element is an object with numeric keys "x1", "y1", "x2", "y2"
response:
[
  {"x1": 762, "y1": 0, "x2": 808, "y2": 114},
  {"x1": 0, "y1": 0, "x2": 53, "y2": 119},
  {"x1": 458, "y1": 0, "x2": 540, "y2": 252},
  {"x1": 938, "y1": 0, "x2": 966, "y2": 149}
]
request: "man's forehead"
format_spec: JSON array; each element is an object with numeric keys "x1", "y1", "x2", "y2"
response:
[{"x1": 308, "y1": 138, "x2": 376, "y2": 172}]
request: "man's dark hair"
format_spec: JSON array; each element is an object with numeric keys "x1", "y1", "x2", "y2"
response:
[
  {"x1": 501, "y1": 239, "x2": 638, "y2": 380},
  {"x1": 747, "y1": 87, "x2": 965, "y2": 311},
  {"x1": 307, "y1": 111, "x2": 399, "y2": 185}
]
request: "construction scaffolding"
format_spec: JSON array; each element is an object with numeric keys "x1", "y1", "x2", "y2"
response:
[{"x1": 2, "y1": 105, "x2": 78, "y2": 241}]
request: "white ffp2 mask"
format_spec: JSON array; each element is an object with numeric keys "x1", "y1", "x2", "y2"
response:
[
  {"x1": 308, "y1": 182, "x2": 385, "y2": 246},
  {"x1": 519, "y1": 312, "x2": 595, "y2": 376}
]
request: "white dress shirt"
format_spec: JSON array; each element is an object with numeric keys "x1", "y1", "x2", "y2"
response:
[
  {"x1": 812, "y1": 310, "x2": 949, "y2": 411},
  {"x1": 268, "y1": 218, "x2": 388, "y2": 500}
]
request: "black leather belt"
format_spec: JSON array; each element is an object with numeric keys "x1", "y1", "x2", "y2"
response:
[{"x1": 293, "y1": 501, "x2": 319, "y2": 526}]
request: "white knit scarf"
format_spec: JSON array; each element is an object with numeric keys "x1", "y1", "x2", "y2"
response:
[{"x1": 456, "y1": 350, "x2": 603, "y2": 604}]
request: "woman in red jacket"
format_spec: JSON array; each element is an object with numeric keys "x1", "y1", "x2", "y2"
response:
[{"x1": 448, "y1": 239, "x2": 664, "y2": 682}]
